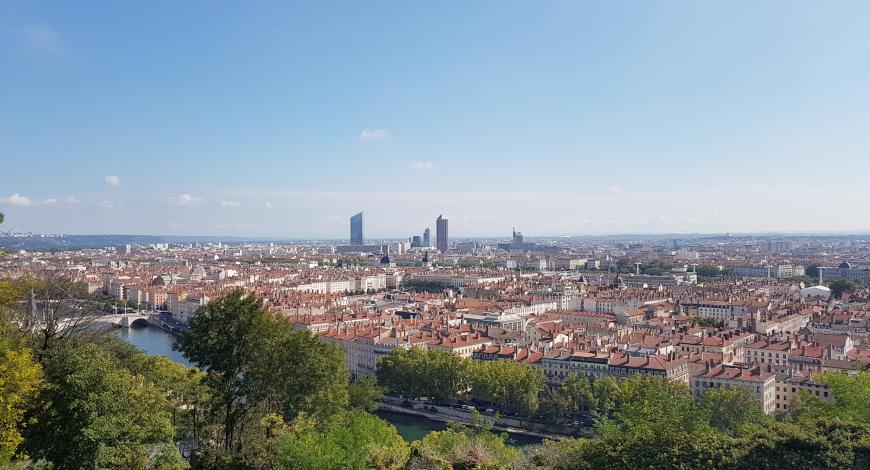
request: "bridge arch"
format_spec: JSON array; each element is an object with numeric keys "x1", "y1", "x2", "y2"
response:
[{"x1": 129, "y1": 317, "x2": 150, "y2": 327}]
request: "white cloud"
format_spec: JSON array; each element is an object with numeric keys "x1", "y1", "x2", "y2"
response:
[
  {"x1": 1, "y1": 193, "x2": 33, "y2": 206},
  {"x1": 18, "y1": 24, "x2": 65, "y2": 55},
  {"x1": 359, "y1": 128, "x2": 391, "y2": 141},
  {"x1": 408, "y1": 161, "x2": 435, "y2": 171},
  {"x1": 607, "y1": 186, "x2": 623, "y2": 193},
  {"x1": 0, "y1": 193, "x2": 62, "y2": 207},
  {"x1": 64, "y1": 196, "x2": 80, "y2": 205},
  {"x1": 104, "y1": 175, "x2": 121, "y2": 187},
  {"x1": 219, "y1": 200, "x2": 241, "y2": 208},
  {"x1": 97, "y1": 200, "x2": 124, "y2": 209},
  {"x1": 169, "y1": 194, "x2": 205, "y2": 207},
  {"x1": 264, "y1": 202, "x2": 274, "y2": 210}
]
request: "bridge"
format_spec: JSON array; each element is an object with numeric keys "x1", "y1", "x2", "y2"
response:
[
  {"x1": 91, "y1": 313, "x2": 153, "y2": 328},
  {"x1": 55, "y1": 312, "x2": 188, "y2": 335}
]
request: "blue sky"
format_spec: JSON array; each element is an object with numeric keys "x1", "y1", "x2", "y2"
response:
[{"x1": 2, "y1": 1, "x2": 869, "y2": 238}]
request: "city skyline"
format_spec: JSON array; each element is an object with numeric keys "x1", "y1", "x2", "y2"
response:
[{"x1": 2, "y1": 2, "x2": 870, "y2": 237}]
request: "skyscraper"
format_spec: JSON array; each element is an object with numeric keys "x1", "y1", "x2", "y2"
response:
[
  {"x1": 436, "y1": 215, "x2": 448, "y2": 252},
  {"x1": 350, "y1": 212, "x2": 364, "y2": 244},
  {"x1": 422, "y1": 227, "x2": 431, "y2": 247}
]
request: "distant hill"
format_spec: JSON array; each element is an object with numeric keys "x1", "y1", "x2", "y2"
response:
[{"x1": 0, "y1": 234, "x2": 284, "y2": 252}]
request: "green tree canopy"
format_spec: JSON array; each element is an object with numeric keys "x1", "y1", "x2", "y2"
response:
[
  {"x1": 407, "y1": 420, "x2": 521, "y2": 470},
  {"x1": 376, "y1": 347, "x2": 472, "y2": 401},
  {"x1": 348, "y1": 375, "x2": 384, "y2": 413},
  {"x1": 279, "y1": 411, "x2": 409, "y2": 470},
  {"x1": 470, "y1": 359, "x2": 545, "y2": 417},
  {"x1": 828, "y1": 280, "x2": 859, "y2": 299},
  {"x1": 175, "y1": 289, "x2": 349, "y2": 453},
  {"x1": 23, "y1": 343, "x2": 186, "y2": 469},
  {"x1": 696, "y1": 387, "x2": 769, "y2": 437},
  {"x1": 596, "y1": 375, "x2": 700, "y2": 438},
  {"x1": 174, "y1": 289, "x2": 271, "y2": 450},
  {"x1": 792, "y1": 371, "x2": 870, "y2": 423},
  {"x1": 531, "y1": 420, "x2": 870, "y2": 470}
]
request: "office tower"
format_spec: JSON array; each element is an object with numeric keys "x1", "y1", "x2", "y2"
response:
[
  {"x1": 411, "y1": 235, "x2": 422, "y2": 247},
  {"x1": 350, "y1": 212, "x2": 364, "y2": 244},
  {"x1": 423, "y1": 227, "x2": 431, "y2": 247},
  {"x1": 436, "y1": 215, "x2": 448, "y2": 252}
]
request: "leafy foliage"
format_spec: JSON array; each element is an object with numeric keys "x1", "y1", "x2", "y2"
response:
[
  {"x1": 531, "y1": 420, "x2": 870, "y2": 470},
  {"x1": 407, "y1": 420, "x2": 521, "y2": 470},
  {"x1": 792, "y1": 371, "x2": 870, "y2": 423},
  {"x1": 23, "y1": 344, "x2": 186, "y2": 469},
  {"x1": 279, "y1": 410, "x2": 409, "y2": 470},
  {"x1": 349, "y1": 376, "x2": 385, "y2": 412},
  {"x1": 0, "y1": 342, "x2": 42, "y2": 462},
  {"x1": 828, "y1": 280, "x2": 859, "y2": 299},
  {"x1": 175, "y1": 288, "x2": 349, "y2": 454},
  {"x1": 470, "y1": 360, "x2": 544, "y2": 417},
  {"x1": 377, "y1": 347, "x2": 472, "y2": 401},
  {"x1": 696, "y1": 388, "x2": 769, "y2": 437}
]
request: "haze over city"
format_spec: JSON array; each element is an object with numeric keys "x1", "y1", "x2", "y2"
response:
[{"x1": 2, "y1": 1, "x2": 870, "y2": 237}]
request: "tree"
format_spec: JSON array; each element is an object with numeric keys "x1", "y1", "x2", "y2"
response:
[
  {"x1": 596, "y1": 375, "x2": 700, "y2": 438},
  {"x1": 530, "y1": 433, "x2": 741, "y2": 470},
  {"x1": 407, "y1": 419, "x2": 521, "y2": 470},
  {"x1": 377, "y1": 347, "x2": 472, "y2": 402},
  {"x1": 538, "y1": 388, "x2": 572, "y2": 429},
  {"x1": 532, "y1": 420, "x2": 870, "y2": 470},
  {"x1": 0, "y1": 341, "x2": 42, "y2": 462},
  {"x1": 174, "y1": 289, "x2": 270, "y2": 451},
  {"x1": 614, "y1": 258, "x2": 633, "y2": 274},
  {"x1": 233, "y1": 413, "x2": 290, "y2": 470},
  {"x1": 251, "y1": 318, "x2": 350, "y2": 421},
  {"x1": 23, "y1": 343, "x2": 186, "y2": 469},
  {"x1": 175, "y1": 289, "x2": 350, "y2": 453},
  {"x1": 559, "y1": 374, "x2": 594, "y2": 417},
  {"x1": 828, "y1": 280, "x2": 858, "y2": 299},
  {"x1": 689, "y1": 316, "x2": 726, "y2": 328},
  {"x1": 791, "y1": 370, "x2": 870, "y2": 423},
  {"x1": 427, "y1": 349, "x2": 473, "y2": 403},
  {"x1": 696, "y1": 264, "x2": 723, "y2": 277},
  {"x1": 739, "y1": 420, "x2": 870, "y2": 469},
  {"x1": 696, "y1": 387, "x2": 769, "y2": 437},
  {"x1": 348, "y1": 376, "x2": 384, "y2": 412},
  {"x1": 588, "y1": 376, "x2": 619, "y2": 420},
  {"x1": 279, "y1": 411, "x2": 409, "y2": 470},
  {"x1": 470, "y1": 359, "x2": 544, "y2": 417},
  {"x1": 10, "y1": 273, "x2": 106, "y2": 364},
  {"x1": 130, "y1": 353, "x2": 209, "y2": 440}
]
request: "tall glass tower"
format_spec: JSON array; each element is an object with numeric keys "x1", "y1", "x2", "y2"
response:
[
  {"x1": 350, "y1": 212, "x2": 364, "y2": 244},
  {"x1": 436, "y1": 215, "x2": 448, "y2": 252}
]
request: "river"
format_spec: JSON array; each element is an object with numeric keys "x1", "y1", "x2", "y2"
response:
[{"x1": 119, "y1": 324, "x2": 542, "y2": 446}]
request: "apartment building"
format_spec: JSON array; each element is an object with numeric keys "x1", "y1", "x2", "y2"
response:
[{"x1": 693, "y1": 365, "x2": 776, "y2": 414}]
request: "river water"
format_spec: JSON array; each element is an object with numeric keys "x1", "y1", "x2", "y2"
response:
[{"x1": 119, "y1": 325, "x2": 542, "y2": 446}]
